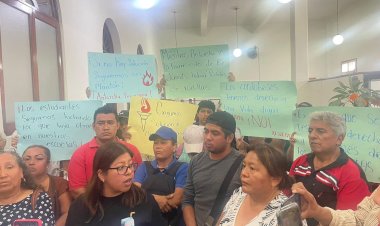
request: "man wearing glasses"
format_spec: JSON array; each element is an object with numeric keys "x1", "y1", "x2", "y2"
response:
[
  {"x1": 68, "y1": 105, "x2": 142, "y2": 199},
  {"x1": 134, "y1": 126, "x2": 188, "y2": 226}
]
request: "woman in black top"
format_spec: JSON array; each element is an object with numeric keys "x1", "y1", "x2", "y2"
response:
[{"x1": 66, "y1": 142, "x2": 167, "y2": 226}]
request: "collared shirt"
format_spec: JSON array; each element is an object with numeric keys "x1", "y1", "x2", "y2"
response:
[{"x1": 290, "y1": 148, "x2": 370, "y2": 211}]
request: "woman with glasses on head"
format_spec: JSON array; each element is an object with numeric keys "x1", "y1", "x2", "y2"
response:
[
  {"x1": 65, "y1": 142, "x2": 167, "y2": 226},
  {"x1": 22, "y1": 145, "x2": 71, "y2": 226}
]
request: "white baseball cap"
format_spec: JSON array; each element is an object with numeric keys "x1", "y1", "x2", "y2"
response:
[{"x1": 183, "y1": 125, "x2": 204, "y2": 154}]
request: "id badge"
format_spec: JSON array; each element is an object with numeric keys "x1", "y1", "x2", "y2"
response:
[
  {"x1": 121, "y1": 217, "x2": 134, "y2": 226},
  {"x1": 121, "y1": 212, "x2": 135, "y2": 226}
]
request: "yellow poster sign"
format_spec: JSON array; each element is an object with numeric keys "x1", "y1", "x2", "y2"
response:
[{"x1": 129, "y1": 96, "x2": 198, "y2": 156}]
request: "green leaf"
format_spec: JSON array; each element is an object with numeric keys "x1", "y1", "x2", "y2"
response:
[
  {"x1": 333, "y1": 87, "x2": 348, "y2": 94},
  {"x1": 338, "y1": 81, "x2": 349, "y2": 89},
  {"x1": 329, "y1": 94, "x2": 346, "y2": 100},
  {"x1": 351, "y1": 80, "x2": 362, "y2": 92},
  {"x1": 329, "y1": 99, "x2": 343, "y2": 106}
]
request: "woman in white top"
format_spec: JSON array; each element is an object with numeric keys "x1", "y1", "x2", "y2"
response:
[{"x1": 218, "y1": 143, "x2": 307, "y2": 226}]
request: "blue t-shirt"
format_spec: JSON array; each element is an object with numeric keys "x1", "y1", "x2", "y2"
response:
[{"x1": 134, "y1": 158, "x2": 189, "y2": 188}]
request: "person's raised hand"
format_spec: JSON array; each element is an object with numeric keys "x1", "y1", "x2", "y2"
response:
[
  {"x1": 292, "y1": 182, "x2": 321, "y2": 219},
  {"x1": 372, "y1": 186, "x2": 380, "y2": 206}
]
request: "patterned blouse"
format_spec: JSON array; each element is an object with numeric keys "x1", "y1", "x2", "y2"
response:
[
  {"x1": 219, "y1": 187, "x2": 307, "y2": 226},
  {"x1": 0, "y1": 191, "x2": 55, "y2": 226}
]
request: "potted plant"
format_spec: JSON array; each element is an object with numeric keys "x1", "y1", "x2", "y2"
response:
[{"x1": 328, "y1": 76, "x2": 380, "y2": 107}]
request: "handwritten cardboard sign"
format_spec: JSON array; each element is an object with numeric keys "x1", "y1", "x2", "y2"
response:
[
  {"x1": 88, "y1": 52, "x2": 159, "y2": 102},
  {"x1": 128, "y1": 96, "x2": 198, "y2": 156},
  {"x1": 15, "y1": 100, "x2": 102, "y2": 160},
  {"x1": 293, "y1": 107, "x2": 380, "y2": 183},
  {"x1": 160, "y1": 45, "x2": 229, "y2": 99},
  {"x1": 220, "y1": 81, "x2": 297, "y2": 139}
]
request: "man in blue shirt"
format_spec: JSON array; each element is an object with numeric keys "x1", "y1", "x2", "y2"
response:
[{"x1": 134, "y1": 126, "x2": 188, "y2": 226}]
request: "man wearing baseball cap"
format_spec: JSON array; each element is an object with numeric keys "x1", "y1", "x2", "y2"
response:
[
  {"x1": 182, "y1": 111, "x2": 243, "y2": 226},
  {"x1": 134, "y1": 126, "x2": 188, "y2": 226}
]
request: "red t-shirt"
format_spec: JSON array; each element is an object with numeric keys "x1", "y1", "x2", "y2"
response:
[{"x1": 68, "y1": 137, "x2": 142, "y2": 190}]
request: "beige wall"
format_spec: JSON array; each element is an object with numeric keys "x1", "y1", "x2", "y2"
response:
[{"x1": 57, "y1": 0, "x2": 380, "y2": 101}]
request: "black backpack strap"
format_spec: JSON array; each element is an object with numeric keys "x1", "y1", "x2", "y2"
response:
[
  {"x1": 144, "y1": 161, "x2": 160, "y2": 175},
  {"x1": 205, "y1": 154, "x2": 243, "y2": 226},
  {"x1": 165, "y1": 161, "x2": 184, "y2": 177}
]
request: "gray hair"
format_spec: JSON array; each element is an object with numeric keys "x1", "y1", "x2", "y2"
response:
[{"x1": 309, "y1": 111, "x2": 346, "y2": 137}]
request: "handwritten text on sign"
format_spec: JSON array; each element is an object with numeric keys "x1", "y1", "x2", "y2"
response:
[
  {"x1": 88, "y1": 52, "x2": 159, "y2": 103},
  {"x1": 128, "y1": 96, "x2": 198, "y2": 156},
  {"x1": 15, "y1": 100, "x2": 102, "y2": 161},
  {"x1": 220, "y1": 81, "x2": 297, "y2": 139},
  {"x1": 160, "y1": 45, "x2": 229, "y2": 99},
  {"x1": 293, "y1": 107, "x2": 380, "y2": 183}
]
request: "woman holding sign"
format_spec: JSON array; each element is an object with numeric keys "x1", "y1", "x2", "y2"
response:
[
  {"x1": 65, "y1": 142, "x2": 166, "y2": 226},
  {"x1": 289, "y1": 111, "x2": 370, "y2": 226}
]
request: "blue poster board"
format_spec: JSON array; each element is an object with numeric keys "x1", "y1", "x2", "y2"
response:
[
  {"x1": 15, "y1": 100, "x2": 102, "y2": 160},
  {"x1": 88, "y1": 52, "x2": 159, "y2": 102}
]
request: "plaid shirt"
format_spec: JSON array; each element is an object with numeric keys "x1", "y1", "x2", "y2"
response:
[{"x1": 328, "y1": 189, "x2": 380, "y2": 226}]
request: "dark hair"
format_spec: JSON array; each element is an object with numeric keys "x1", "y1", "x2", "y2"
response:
[
  {"x1": 84, "y1": 142, "x2": 146, "y2": 222},
  {"x1": 197, "y1": 100, "x2": 216, "y2": 113},
  {"x1": 246, "y1": 143, "x2": 294, "y2": 190},
  {"x1": 0, "y1": 151, "x2": 36, "y2": 190},
  {"x1": 93, "y1": 105, "x2": 118, "y2": 123},
  {"x1": 23, "y1": 145, "x2": 51, "y2": 163}
]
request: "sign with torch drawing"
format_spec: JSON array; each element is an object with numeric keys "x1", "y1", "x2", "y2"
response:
[
  {"x1": 129, "y1": 96, "x2": 198, "y2": 156},
  {"x1": 137, "y1": 98, "x2": 151, "y2": 131}
]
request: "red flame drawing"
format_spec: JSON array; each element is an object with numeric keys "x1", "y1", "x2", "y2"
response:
[
  {"x1": 141, "y1": 98, "x2": 151, "y2": 113},
  {"x1": 142, "y1": 71, "x2": 154, "y2": 86}
]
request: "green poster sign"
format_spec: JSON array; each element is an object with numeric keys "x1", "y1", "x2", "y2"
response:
[
  {"x1": 88, "y1": 52, "x2": 159, "y2": 103},
  {"x1": 293, "y1": 107, "x2": 380, "y2": 183},
  {"x1": 220, "y1": 81, "x2": 297, "y2": 139},
  {"x1": 160, "y1": 45, "x2": 229, "y2": 99}
]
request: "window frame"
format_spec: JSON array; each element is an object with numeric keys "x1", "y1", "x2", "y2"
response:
[{"x1": 0, "y1": 0, "x2": 64, "y2": 134}]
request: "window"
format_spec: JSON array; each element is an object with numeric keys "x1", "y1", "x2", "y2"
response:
[
  {"x1": 0, "y1": 0, "x2": 64, "y2": 134},
  {"x1": 341, "y1": 59, "x2": 357, "y2": 73}
]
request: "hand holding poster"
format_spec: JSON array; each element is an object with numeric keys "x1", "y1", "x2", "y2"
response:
[
  {"x1": 15, "y1": 100, "x2": 102, "y2": 160},
  {"x1": 128, "y1": 96, "x2": 198, "y2": 156},
  {"x1": 88, "y1": 52, "x2": 159, "y2": 102},
  {"x1": 160, "y1": 45, "x2": 229, "y2": 99},
  {"x1": 293, "y1": 107, "x2": 380, "y2": 183},
  {"x1": 220, "y1": 81, "x2": 297, "y2": 139}
]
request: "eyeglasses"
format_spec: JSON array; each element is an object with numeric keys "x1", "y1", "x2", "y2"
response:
[{"x1": 108, "y1": 163, "x2": 138, "y2": 175}]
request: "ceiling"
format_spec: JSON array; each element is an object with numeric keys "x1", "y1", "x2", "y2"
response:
[{"x1": 124, "y1": 0, "x2": 359, "y2": 34}]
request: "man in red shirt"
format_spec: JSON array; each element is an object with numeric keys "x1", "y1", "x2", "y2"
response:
[{"x1": 68, "y1": 105, "x2": 142, "y2": 199}]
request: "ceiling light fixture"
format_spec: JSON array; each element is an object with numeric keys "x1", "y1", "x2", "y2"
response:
[
  {"x1": 332, "y1": 0, "x2": 344, "y2": 45},
  {"x1": 133, "y1": 0, "x2": 158, "y2": 9},
  {"x1": 233, "y1": 7, "x2": 242, "y2": 58},
  {"x1": 278, "y1": 0, "x2": 292, "y2": 3}
]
